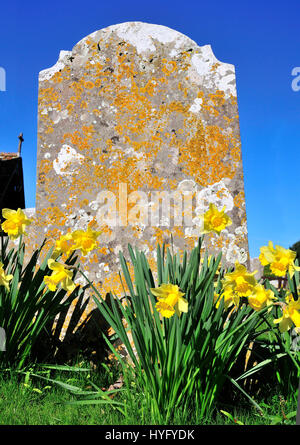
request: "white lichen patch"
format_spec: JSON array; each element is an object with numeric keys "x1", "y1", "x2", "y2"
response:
[
  {"x1": 234, "y1": 223, "x2": 248, "y2": 236},
  {"x1": 209, "y1": 229, "x2": 248, "y2": 265},
  {"x1": 65, "y1": 209, "x2": 93, "y2": 230},
  {"x1": 53, "y1": 145, "x2": 85, "y2": 175},
  {"x1": 39, "y1": 50, "x2": 71, "y2": 82},
  {"x1": 50, "y1": 109, "x2": 69, "y2": 124},
  {"x1": 225, "y1": 242, "x2": 248, "y2": 264},
  {"x1": 75, "y1": 270, "x2": 89, "y2": 286},
  {"x1": 184, "y1": 225, "x2": 202, "y2": 238},
  {"x1": 189, "y1": 97, "x2": 203, "y2": 113},
  {"x1": 24, "y1": 208, "x2": 36, "y2": 219},
  {"x1": 195, "y1": 180, "x2": 234, "y2": 215},
  {"x1": 123, "y1": 146, "x2": 144, "y2": 159},
  {"x1": 190, "y1": 46, "x2": 236, "y2": 98},
  {"x1": 106, "y1": 22, "x2": 197, "y2": 56}
]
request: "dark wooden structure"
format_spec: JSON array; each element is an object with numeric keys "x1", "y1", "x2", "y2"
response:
[{"x1": 0, "y1": 134, "x2": 25, "y2": 225}]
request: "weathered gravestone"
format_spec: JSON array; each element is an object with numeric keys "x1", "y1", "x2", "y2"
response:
[{"x1": 32, "y1": 21, "x2": 249, "y2": 310}]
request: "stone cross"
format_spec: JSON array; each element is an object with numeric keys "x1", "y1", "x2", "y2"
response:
[{"x1": 32, "y1": 22, "x2": 249, "y2": 302}]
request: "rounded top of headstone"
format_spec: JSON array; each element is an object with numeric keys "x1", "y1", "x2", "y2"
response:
[
  {"x1": 40, "y1": 22, "x2": 235, "y2": 96},
  {"x1": 72, "y1": 21, "x2": 226, "y2": 65},
  {"x1": 75, "y1": 21, "x2": 200, "y2": 56}
]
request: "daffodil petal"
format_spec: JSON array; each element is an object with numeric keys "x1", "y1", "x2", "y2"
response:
[
  {"x1": 47, "y1": 258, "x2": 57, "y2": 270},
  {"x1": 290, "y1": 310, "x2": 300, "y2": 328},
  {"x1": 2, "y1": 208, "x2": 16, "y2": 219},
  {"x1": 150, "y1": 288, "x2": 166, "y2": 298},
  {"x1": 177, "y1": 297, "x2": 188, "y2": 313}
]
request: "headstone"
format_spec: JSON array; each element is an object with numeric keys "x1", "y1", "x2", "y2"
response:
[{"x1": 32, "y1": 21, "x2": 249, "y2": 303}]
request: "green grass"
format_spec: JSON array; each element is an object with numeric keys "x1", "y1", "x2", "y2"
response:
[{"x1": 0, "y1": 366, "x2": 297, "y2": 425}]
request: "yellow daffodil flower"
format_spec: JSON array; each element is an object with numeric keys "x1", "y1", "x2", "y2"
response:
[
  {"x1": 214, "y1": 286, "x2": 240, "y2": 310},
  {"x1": 1, "y1": 208, "x2": 31, "y2": 239},
  {"x1": 151, "y1": 283, "x2": 188, "y2": 318},
  {"x1": 259, "y1": 242, "x2": 300, "y2": 278},
  {"x1": 247, "y1": 284, "x2": 276, "y2": 311},
  {"x1": 222, "y1": 262, "x2": 257, "y2": 297},
  {"x1": 259, "y1": 241, "x2": 276, "y2": 266},
  {"x1": 72, "y1": 227, "x2": 101, "y2": 256},
  {"x1": 274, "y1": 294, "x2": 300, "y2": 333},
  {"x1": 44, "y1": 259, "x2": 76, "y2": 292},
  {"x1": 52, "y1": 232, "x2": 76, "y2": 259},
  {"x1": 270, "y1": 245, "x2": 300, "y2": 278},
  {"x1": 0, "y1": 262, "x2": 13, "y2": 291},
  {"x1": 154, "y1": 300, "x2": 177, "y2": 318},
  {"x1": 200, "y1": 203, "x2": 232, "y2": 236}
]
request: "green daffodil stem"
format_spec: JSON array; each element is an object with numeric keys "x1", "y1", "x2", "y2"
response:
[{"x1": 297, "y1": 378, "x2": 300, "y2": 425}]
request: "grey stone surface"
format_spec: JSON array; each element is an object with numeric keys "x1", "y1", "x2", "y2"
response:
[{"x1": 30, "y1": 22, "x2": 249, "y2": 304}]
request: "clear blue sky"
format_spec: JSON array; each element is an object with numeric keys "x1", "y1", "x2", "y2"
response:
[{"x1": 0, "y1": 0, "x2": 299, "y2": 258}]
